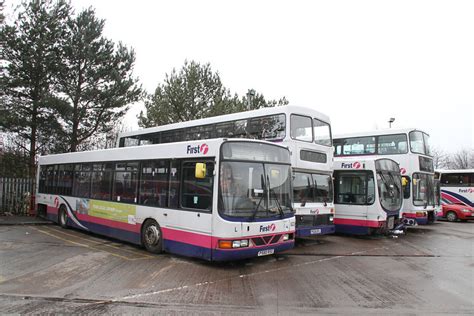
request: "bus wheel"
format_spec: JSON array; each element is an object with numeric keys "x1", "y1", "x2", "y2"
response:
[
  {"x1": 58, "y1": 205, "x2": 68, "y2": 228},
  {"x1": 142, "y1": 220, "x2": 163, "y2": 254},
  {"x1": 446, "y1": 211, "x2": 457, "y2": 222}
]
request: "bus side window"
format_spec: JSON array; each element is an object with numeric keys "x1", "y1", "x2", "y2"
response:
[
  {"x1": 38, "y1": 166, "x2": 47, "y2": 194},
  {"x1": 139, "y1": 160, "x2": 170, "y2": 207},
  {"x1": 113, "y1": 162, "x2": 138, "y2": 203}
]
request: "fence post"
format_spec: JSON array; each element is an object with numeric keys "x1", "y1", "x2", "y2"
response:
[{"x1": 0, "y1": 178, "x2": 4, "y2": 213}]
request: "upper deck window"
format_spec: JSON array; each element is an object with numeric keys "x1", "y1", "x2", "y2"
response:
[
  {"x1": 313, "y1": 118, "x2": 332, "y2": 146},
  {"x1": 118, "y1": 113, "x2": 287, "y2": 148},
  {"x1": 377, "y1": 134, "x2": 408, "y2": 155},
  {"x1": 342, "y1": 137, "x2": 376, "y2": 155},
  {"x1": 291, "y1": 115, "x2": 313, "y2": 142},
  {"x1": 409, "y1": 131, "x2": 429, "y2": 155},
  {"x1": 423, "y1": 133, "x2": 431, "y2": 156}
]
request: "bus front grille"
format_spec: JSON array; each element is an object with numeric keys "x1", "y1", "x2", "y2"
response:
[
  {"x1": 296, "y1": 214, "x2": 332, "y2": 226},
  {"x1": 251, "y1": 234, "x2": 283, "y2": 246}
]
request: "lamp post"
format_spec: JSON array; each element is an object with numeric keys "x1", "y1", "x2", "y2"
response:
[
  {"x1": 246, "y1": 89, "x2": 255, "y2": 110},
  {"x1": 388, "y1": 117, "x2": 395, "y2": 128}
]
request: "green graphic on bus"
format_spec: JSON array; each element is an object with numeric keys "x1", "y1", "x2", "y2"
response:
[{"x1": 87, "y1": 200, "x2": 136, "y2": 224}]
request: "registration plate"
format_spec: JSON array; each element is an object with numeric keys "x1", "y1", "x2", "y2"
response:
[
  {"x1": 388, "y1": 216, "x2": 395, "y2": 230},
  {"x1": 257, "y1": 249, "x2": 275, "y2": 256},
  {"x1": 310, "y1": 228, "x2": 322, "y2": 235}
]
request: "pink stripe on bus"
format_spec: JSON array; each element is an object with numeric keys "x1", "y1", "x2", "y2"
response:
[
  {"x1": 162, "y1": 227, "x2": 296, "y2": 249},
  {"x1": 162, "y1": 227, "x2": 212, "y2": 248},
  {"x1": 334, "y1": 218, "x2": 383, "y2": 228}
]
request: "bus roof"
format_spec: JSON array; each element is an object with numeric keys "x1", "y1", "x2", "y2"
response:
[
  {"x1": 334, "y1": 128, "x2": 429, "y2": 139},
  {"x1": 119, "y1": 105, "x2": 330, "y2": 138},
  {"x1": 435, "y1": 169, "x2": 474, "y2": 174},
  {"x1": 38, "y1": 138, "x2": 288, "y2": 165}
]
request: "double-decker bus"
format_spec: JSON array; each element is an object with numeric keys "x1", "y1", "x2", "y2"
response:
[
  {"x1": 435, "y1": 169, "x2": 474, "y2": 207},
  {"x1": 117, "y1": 106, "x2": 335, "y2": 237},
  {"x1": 334, "y1": 128, "x2": 436, "y2": 225},
  {"x1": 333, "y1": 157, "x2": 404, "y2": 235},
  {"x1": 36, "y1": 138, "x2": 295, "y2": 261}
]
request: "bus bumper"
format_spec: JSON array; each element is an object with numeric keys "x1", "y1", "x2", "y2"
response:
[
  {"x1": 296, "y1": 225, "x2": 336, "y2": 237},
  {"x1": 402, "y1": 212, "x2": 429, "y2": 225},
  {"x1": 211, "y1": 241, "x2": 295, "y2": 261}
]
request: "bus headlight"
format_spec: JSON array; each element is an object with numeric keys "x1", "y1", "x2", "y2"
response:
[
  {"x1": 283, "y1": 234, "x2": 289, "y2": 241},
  {"x1": 219, "y1": 239, "x2": 250, "y2": 249},
  {"x1": 233, "y1": 239, "x2": 249, "y2": 248},
  {"x1": 329, "y1": 216, "x2": 334, "y2": 222}
]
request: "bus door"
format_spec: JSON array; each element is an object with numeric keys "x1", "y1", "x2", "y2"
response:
[{"x1": 168, "y1": 160, "x2": 214, "y2": 259}]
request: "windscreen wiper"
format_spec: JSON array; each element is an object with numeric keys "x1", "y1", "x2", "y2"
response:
[
  {"x1": 387, "y1": 172, "x2": 401, "y2": 193},
  {"x1": 378, "y1": 171, "x2": 395, "y2": 195},
  {"x1": 267, "y1": 175, "x2": 285, "y2": 218}
]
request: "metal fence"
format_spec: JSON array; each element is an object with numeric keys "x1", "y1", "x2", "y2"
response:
[{"x1": 0, "y1": 178, "x2": 33, "y2": 215}]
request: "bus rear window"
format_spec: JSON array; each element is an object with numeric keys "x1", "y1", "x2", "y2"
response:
[
  {"x1": 291, "y1": 114, "x2": 313, "y2": 142},
  {"x1": 313, "y1": 118, "x2": 332, "y2": 146}
]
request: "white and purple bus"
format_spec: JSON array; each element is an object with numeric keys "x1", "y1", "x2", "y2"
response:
[
  {"x1": 117, "y1": 106, "x2": 335, "y2": 237},
  {"x1": 333, "y1": 157, "x2": 404, "y2": 235},
  {"x1": 334, "y1": 128, "x2": 436, "y2": 225},
  {"x1": 36, "y1": 138, "x2": 295, "y2": 261}
]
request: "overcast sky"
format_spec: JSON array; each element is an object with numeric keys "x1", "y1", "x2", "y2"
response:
[{"x1": 5, "y1": 0, "x2": 474, "y2": 152}]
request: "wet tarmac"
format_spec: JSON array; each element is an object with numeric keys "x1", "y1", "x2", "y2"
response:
[{"x1": 0, "y1": 221, "x2": 472, "y2": 314}]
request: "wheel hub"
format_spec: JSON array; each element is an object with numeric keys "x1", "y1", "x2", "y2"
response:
[{"x1": 145, "y1": 225, "x2": 160, "y2": 246}]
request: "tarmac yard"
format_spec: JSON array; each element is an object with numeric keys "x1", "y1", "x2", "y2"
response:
[{"x1": 0, "y1": 221, "x2": 472, "y2": 314}]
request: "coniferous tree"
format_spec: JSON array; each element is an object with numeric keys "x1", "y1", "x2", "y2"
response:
[
  {"x1": 56, "y1": 7, "x2": 142, "y2": 152},
  {"x1": 0, "y1": 0, "x2": 71, "y2": 177}
]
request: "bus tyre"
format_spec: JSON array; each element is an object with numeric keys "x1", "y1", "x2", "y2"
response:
[
  {"x1": 59, "y1": 205, "x2": 68, "y2": 228},
  {"x1": 142, "y1": 220, "x2": 163, "y2": 254},
  {"x1": 446, "y1": 211, "x2": 457, "y2": 222}
]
